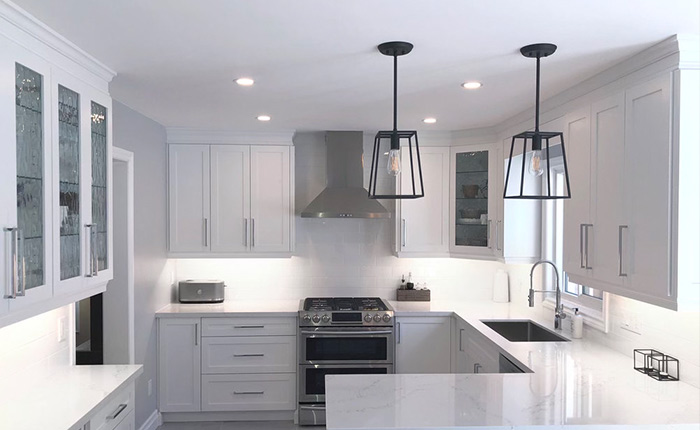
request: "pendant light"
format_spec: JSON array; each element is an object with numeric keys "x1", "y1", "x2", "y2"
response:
[
  {"x1": 503, "y1": 43, "x2": 571, "y2": 199},
  {"x1": 368, "y1": 41, "x2": 424, "y2": 199}
]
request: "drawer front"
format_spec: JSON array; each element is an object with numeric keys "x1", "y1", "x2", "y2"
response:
[
  {"x1": 202, "y1": 336, "x2": 296, "y2": 374},
  {"x1": 202, "y1": 317, "x2": 297, "y2": 337},
  {"x1": 112, "y1": 410, "x2": 134, "y2": 430},
  {"x1": 91, "y1": 383, "x2": 134, "y2": 430},
  {"x1": 202, "y1": 373, "x2": 296, "y2": 411}
]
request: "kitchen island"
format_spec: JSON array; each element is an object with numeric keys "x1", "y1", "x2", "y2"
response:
[{"x1": 325, "y1": 301, "x2": 700, "y2": 429}]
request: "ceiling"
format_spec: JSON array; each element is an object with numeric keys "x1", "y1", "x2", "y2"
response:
[{"x1": 12, "y1": 0, "x2": 699, "y2": 132}]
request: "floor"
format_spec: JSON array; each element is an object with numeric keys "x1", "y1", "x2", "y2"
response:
[{"x1": 157, "y1": 422, "x2": 308, "y2": 430}]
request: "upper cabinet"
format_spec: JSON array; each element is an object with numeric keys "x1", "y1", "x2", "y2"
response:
[
  {"x1": 0, "y1": 21, "x2": 115, "y2": 328},
  {"x1": 167, "y1": 142, "x2": 294, "y2": 257}
]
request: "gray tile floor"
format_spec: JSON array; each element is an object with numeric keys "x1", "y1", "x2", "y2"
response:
[{"x1": 157, "y1": 422, "x2": 310, "y2": 430}]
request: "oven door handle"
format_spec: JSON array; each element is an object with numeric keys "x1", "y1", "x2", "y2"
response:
[
  {"x1": 300, "y1": 330, "x2": 393, "y2": 336},
  {"x1": 299, "y1": 405, "x2": 326, "y2": 411}
]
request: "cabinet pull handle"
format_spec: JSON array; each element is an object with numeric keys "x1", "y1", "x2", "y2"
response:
[
  {"x1": 194, "y1": 323, "x2": 198, "y2": 346},
  {"x1": 234, "y1": 391, "x2": 264, "y2": 395},
  {"x1": 91, "y1": 225, "x2": 98, "y2": 276},
  {"x1": 459, "y1": 328, "x2": 464, "y2": 352},
  {"x1": 497, "y1": 220, "x2": 502, "y2": 251},
  {"x1": 618, "y1": 225, "x2": 628, "y2": 277},
  {"x1": 474, "y1": 363, "x2": 482, "y2": 374},
  {"x1": 251, "y1": 218, "x2": 255, "y2": 247},
  {"x1": 401, "y1": 219, "x2": 406, "y2": 247},
  {"x1": 107, "y1": 404, "x2": 127, "y2": 420},
  {"x1": 18, "y1": 228, "x2": 25, "y2": 296},
  {"x1": 244, "y1": 218, "x2": 248, "y2": 246},
  {"x1": 4, "y1": 227, "x2": 18, "y2": 299},
  {"x1": 85, "y1": 224, "x2": 94, "y2": 277},
  {"x1": 234, "y1": 325, "x2": 265, "y2": 329},
  {"x1": 579, "y1": 224, "x2": 585, "y2": 269},
  {"x1": 234, "y1": 353, "x2": 265, "y2": 357},
  {"x1": 487, "y1": 219, "x2": 492, "y2": 248},
  {"x1": 583, "y1": 224, "x2": 593, "y2": 269},
  {"x1": 396, "y1": 322, "x2": 401, "y2": 344},
  {"x1": 203, "y1": 218, "x2": 208, "y2": 247}
]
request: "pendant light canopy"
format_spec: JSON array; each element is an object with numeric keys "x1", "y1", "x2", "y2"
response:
[
  {"x1": 368, "y1": 41, "x2": 424, "y2": 200},
  {"x1": 504, "y1": 43, "x2": 571, "y2": 200}
]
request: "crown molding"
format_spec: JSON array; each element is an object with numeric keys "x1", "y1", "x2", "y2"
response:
[
  {"x1": 166, "y1": 127, "x2": 296, "y2": 145},
  {"x1": 0, "y1": 1, "x2": 116, "y2": 85}
]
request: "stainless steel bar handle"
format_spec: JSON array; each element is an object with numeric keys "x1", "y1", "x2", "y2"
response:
[
  {"x1": 203, "y1": 218, "x2": 208, "y2": 247},
  {"x1": 579, "y1": 224, "x2": 585, "y2": 269},
  {"x1": 234, "y1": 325, "x2": 265, "y2": 329},
  {"x1": 251, "y1": 218, "x2": 255, "y2": 247},
  {"x1": 396, "y1": 322, "x2": 401, "y2": 344},
  {"x1": 401, "y1": 219, "x2": 406, "y2": 247},
  {"x1": 91, "y1": 225, "x2": 98, "y2": 277},
  {"x1": 459, "y1": 328, "x2": 464, "y2": 352},
  {"x1": 194, "y1": 323, "x2": 198, "y2": 346},
  {"x1": 474, "y1": 363, "x2": 482, "y2": 374},
  {"x1": 107, "y1": 404, "x2": 127, "y2": 420},
  {"x1": 234, "y1": 391, "x2": 264, "y2": 395},
  {"x1": 300, "y1": 330, "x2": 394, "y2": 336},
  {"x1": 4, "y1": 227, "x2": 18, "y2": 299},
  {"x1": 234, "y1": 353, "x2": 265, "y2": 357},
  {"x1": 618, "y1": 225, "x2": 628, "y2": 277},
  {"x1": 583, "y1": 224, "x2": 593, "y2": 270},
  {"x1": 85, "y1": 224, "x2": 94, "y2": 277},
  {"x1": 300, "y1": 405, "x2": 326, "y2": 411},
  {"x1": 487, "y1": 220, "x2": 492, "y2": 248},
  {"x1": 17, "y1": 228, "x2": 25, "y2": 296},
  {"x1": 244, "y1": 218, "x2": 248, "y2": 247}
]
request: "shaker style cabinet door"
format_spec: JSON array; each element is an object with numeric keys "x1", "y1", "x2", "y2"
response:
[
  {"x1": 168, "y1": 145, "x2": 211, "y2": 253},
  {"x1": 210, "y1": 145, "x2": 250, "y2": 253},
  {"x1": 0, "y1": 40, "x2": 54, "y2": 312},
  {"x1": 395, "y1": 316, "x2": 451, "y2": 374},
  {"x1": 249, "y1": 146, "x2": 291, "y2": 253},
  {"x1": 158, "y1": 318, "x2": 202, "y2": 412}
]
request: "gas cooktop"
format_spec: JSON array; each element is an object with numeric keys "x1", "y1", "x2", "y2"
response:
[{"x1": 299, "y1": 297, "x2": 394, "y2": 326}]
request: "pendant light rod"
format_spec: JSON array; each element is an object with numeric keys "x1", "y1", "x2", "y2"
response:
[
  {"x1": 378, "y1": 41, "x2": 413, "y2": 135},
  {"x1": 535, "y1": 55, "x2": 540, "y2": 132},
  {"x1": 520, "y1": 43, "x2": 557, "y2": 133},
  {"x1": 393, "y1": 54, "x2": 398, "y2": 132}
]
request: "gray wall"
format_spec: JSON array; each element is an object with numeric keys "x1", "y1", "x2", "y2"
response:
[{"x1": 112, "y1": 101, "x2": 173, "y2": 428}]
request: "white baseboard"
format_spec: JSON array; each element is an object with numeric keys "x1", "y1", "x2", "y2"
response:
[{"x1": 138, "y1": 410, "x2": 162, "y2": 430}]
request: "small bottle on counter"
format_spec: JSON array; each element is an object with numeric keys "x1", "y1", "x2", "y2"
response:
[
  {"x1": 406, "y1": 272, "x2": 414, "y2": 290},
  {"x1": 572, "y1": 308, "x2": 583, "y2": 339},
  {"x1": 399, "y1": 274, "x2": 406, "y2": 290}
]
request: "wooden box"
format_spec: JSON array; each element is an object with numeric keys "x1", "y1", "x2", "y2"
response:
[{"x1": 396, "y1": 289, "x2": 431, "y2": 302}]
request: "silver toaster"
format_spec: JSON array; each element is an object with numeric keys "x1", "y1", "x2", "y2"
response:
[{"x1": 178, "y1": 280, "x2": 225, "y2": 303}]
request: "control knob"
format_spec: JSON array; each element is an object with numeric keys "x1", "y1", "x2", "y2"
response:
[
  {"x1": 321, "y1": 314, "x2": 331, "y2": 323},
  {"x1": 382, "y1": 314, "x2": 392, "y2": 323},
  {"x1": 373, "y1": 314, "x2": 381, "y2": 322},
  {"x1": 312, "y1": 314, "x2": 321, "y2": 324},
  {"x1": 302, "y1": 315, "x2": 311, "y2": 323},
  {"x1": 364, "y1": 314, "x2": 373, "y2": 323}
]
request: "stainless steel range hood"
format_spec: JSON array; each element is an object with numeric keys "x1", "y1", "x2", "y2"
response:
[{"x1": 301, "y1": 131, "x2": 390, "y2": 219}]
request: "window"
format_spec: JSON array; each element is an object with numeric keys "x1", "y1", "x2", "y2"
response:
[{"x1": 542, "y1": 168, "x2": 609, "y2": 332}]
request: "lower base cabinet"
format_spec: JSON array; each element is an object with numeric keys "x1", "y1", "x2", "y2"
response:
[
  {"x1": 79, "y1": 382, "x2": 135, "y2": 430},
  {"x1": 202, "y1": 373, "x2": 296, "y2": 411},
  {"x1": 453, "y1": 319, "x2": 503, "y2": 374},
  {"x1": 396, "y1": 316, "x2": 452, "y2": 373}
]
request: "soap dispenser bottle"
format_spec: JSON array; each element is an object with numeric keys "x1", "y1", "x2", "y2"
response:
[{"x1": 572, "y1": 308, "x2": 583, "y2": 339}]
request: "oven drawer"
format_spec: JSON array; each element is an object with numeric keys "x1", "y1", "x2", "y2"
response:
[
  {"x1": 202, "y1": 336, "x2": 296, "y2": 374},
  {"x1": 298, "y1": 364, "x2": 393, "y2": 403},
  {"x1": 202, "y1": 373, "x2": 296, "y2": 411},
  {"x1": 202, "y1": 317, "x2": 297, "y2": 337}
]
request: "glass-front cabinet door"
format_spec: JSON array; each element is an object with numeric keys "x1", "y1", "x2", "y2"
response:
[
  {"x1": 89, "y1": 97, "x2": 112, "y2": 283},
  {"x1": 450, "y1": 144, "x2": 496, "y2": 256}
]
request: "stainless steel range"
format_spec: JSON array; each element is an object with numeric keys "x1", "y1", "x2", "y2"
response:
[{"x1": 298, "y1": 297, "x2": 395, "y2": 426}]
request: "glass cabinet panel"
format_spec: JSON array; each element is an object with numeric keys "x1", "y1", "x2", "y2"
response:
[
  {"x1": 91, "y1": 102, "x2": 108, "y2": 271},
  {"x1": 15, "y1": 63, "x2": 45, "y2": 290},
  {"x1": 455, "y1": 150, "x2": 489, "y2": 247},
  {"x1": 58, "y1": 85, "x2": 81, "y2": 280}
]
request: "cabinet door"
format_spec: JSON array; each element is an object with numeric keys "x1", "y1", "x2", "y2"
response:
[
  {"x1": 158, "y1": 318, "x2": 201, "y2": 412},
  {"x1": 450, "y1": 145, "x2": 493, "y2": 256},
  {"x1": 168, "y1": 145, "x2": 210, "y2": 253},
  {"x1": 590, "y1": 94, "x2": 626, "y2": 285},
  {"x1": 210, "y1": 145, "x2": 249, "y2": 253},
  {"x1": 1, "y1": 42, "x2": 54, "y2": 312},
  {"x1": 623, "y1": 75, "x2": 673, "y2": 304},
  {"x1": 562, "y1": 108, "x2": 592, "y2": 278},
  {"x1": 250, "y1": 146, "x2": 291, "y2": 253},
  {"x1": 398, "y1": 146, "x2": 449, "y2": 255},
  {"x1": 396, "y1": 316, "x2": 451, "y2": 373}
]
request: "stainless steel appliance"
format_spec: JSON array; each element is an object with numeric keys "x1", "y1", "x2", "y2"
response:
[
  {"x1": 298, "y1": 297, "x2": 395, "y2": 425},
  {"x1": 178, "y1": 279, "x2": 225, "y2": 303}
]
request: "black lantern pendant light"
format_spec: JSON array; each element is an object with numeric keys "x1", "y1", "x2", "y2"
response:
[
  {"x1": 368, "y1": 41, "x2": 424, "y2": 199},
  {"x1": 504, "y1": 43, "x2": 571, "y2": 199}
]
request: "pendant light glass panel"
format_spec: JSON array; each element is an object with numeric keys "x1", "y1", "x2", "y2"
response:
[{"x1": 368, "y1": 130, "x2": 424, "y2": 199}]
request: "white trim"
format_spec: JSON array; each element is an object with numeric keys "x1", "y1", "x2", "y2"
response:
[
  {"x1": 112, "y1": 146, "x2": 136, "y2": 364},
  {"x1": 138, "y1": 409, "x2": 162, "y2": 430},
  {"x1": 0, "y1": 0, "x2": 116, "y2": 84},
  {"x1": 166, "y1": 128, "x2": 295, "y2": 145}
]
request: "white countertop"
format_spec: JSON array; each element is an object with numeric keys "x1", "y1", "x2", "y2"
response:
[
  {"x1": 156, "y1": 300, "x2": 301, "y2": 317},
  {"x1": 326, "y1": 300, "x2": 700, "y2": 429},
  {"x1": 0, "y1": 364, "x2": 142, "y2": 430}
]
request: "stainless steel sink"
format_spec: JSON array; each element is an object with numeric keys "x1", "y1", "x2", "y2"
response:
[{"x1": 480, "y1": 319, "x2": 570, "y2": 342}]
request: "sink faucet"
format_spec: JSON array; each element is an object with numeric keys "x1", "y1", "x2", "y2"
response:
[{"x1": 528, "y1": 260, "x2": 566, "y2": 330}]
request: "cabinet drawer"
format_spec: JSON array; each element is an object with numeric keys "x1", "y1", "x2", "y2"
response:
[
  {"x1": 202, "y1": 317, "x2": 296, "y2": 337},
  {"x1": 201, "y1": 373, "x2": 296, "y2": 411},
  {"x1": 202, "y1": 336, "x2": 296, "y2": 374},
  {"x1": 112, "y1": 410, "x2": 134, "y2": 430},
  {"x1": 91, "y1": 383, "x2": 134, "y2": 430}
]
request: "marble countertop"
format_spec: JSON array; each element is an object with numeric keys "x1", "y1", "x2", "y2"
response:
[
  {"x1": 0, "y1": 364, "x2": 142, "y2": 430},
  {"x1": 326, "y1": 300, "x2": 700, "y2": 429},
  {"x1": 156, "y1": 300, "x2": 301, "y2": 317}
]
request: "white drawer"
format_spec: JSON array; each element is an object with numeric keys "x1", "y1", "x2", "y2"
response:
[
  {"x1": 202, "y1": 335, "x2": 296, "y2": 374},
  {"x1": 112, "y1": 410, "x2": 134, "y2": 430},
  {"x1": 201, "y1": 373, "x2": 296, "y2": 411},
  {"x1": 91, "y1": 383, "x2": 134, "y2": 430},
  {"x1": 202, "y1": 317, "x2": 297, "y2": 337}
]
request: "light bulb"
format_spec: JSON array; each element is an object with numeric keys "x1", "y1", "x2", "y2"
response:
[
  {"x1": 528, "y1": 150, "x2": 544, "y2": 177},
  {"x1": 387, "y1": 149, "x2": 401, "y2": 176}
]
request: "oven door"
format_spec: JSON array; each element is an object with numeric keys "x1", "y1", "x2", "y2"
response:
[
  {"x1": 298, "y1": 364, "x2": 394, "y2": 403},
  {"x1": 299, "y1": 326, "x2": 394, "y2": 365}
]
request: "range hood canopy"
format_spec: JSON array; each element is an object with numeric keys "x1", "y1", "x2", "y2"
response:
[{"x1": 301, "y1": 131, "x2": 391, "y2": 219}]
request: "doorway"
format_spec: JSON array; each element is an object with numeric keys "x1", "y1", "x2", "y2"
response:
[{"x1": 75, "y1": 147, "x2": 135, "y2": 365}]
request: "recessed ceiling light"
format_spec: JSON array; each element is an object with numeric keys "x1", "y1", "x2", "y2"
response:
[
  {"x1": 257, "y1": 115, "x2": 271, "y2": 122},
  {"x1": 461, "y1": 81, "x2": 482, "y2": 90},
  {"x1": 423, "y1": 117, "x2": 437, "y2": 124},
  {"x1": 235, "y1": 77, "x2": 255, "y2": 86}
]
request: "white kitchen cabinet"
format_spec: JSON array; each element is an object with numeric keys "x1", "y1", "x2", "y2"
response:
[
  {"x1": 453, "y1": 319, "x2": 498, "y2": 374},
  {"x1": 158, "y1": 317, "x2": 201, "y2": 412},
  {"x1": 201, "y1": 373, "x2": 296, "y2": 412},
  {"x1": 396, "y1": 146, "x2": 450, "y2": 256},
  {"x1": 167, "y1": 143, "x2": 294, "y2": 256},
  {"x1": 396, "y1": 316, "x2": 451, "y2": 374}
]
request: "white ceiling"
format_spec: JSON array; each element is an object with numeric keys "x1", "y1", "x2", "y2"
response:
[{"x1": 12, "y1": 0, "x2": 699, "y2": 132}]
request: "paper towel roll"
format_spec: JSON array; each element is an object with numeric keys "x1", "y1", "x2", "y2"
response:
[{"x1": 493, "y1": 270, "x2": 510, "y2": 303}]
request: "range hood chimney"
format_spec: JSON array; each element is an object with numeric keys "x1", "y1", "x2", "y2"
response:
[{"x1": 301, "y1": 131, "x2": 390, "y2": 219}]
